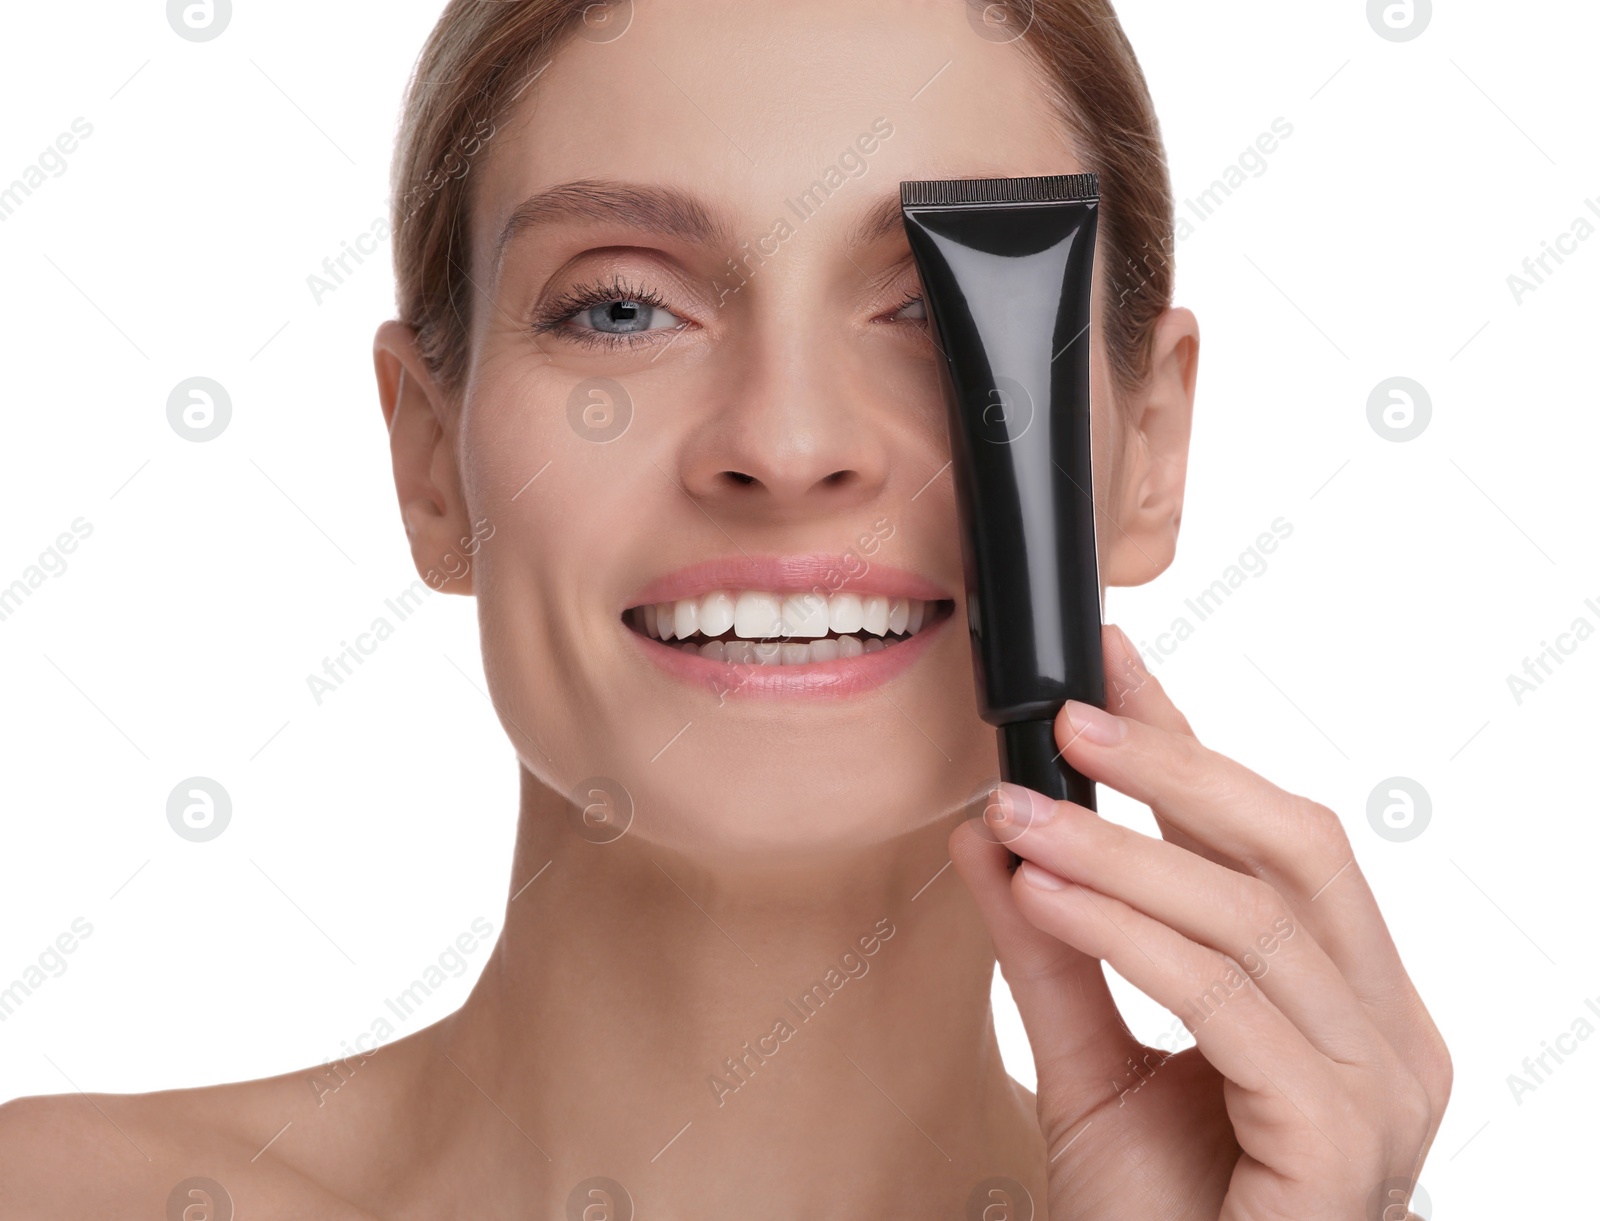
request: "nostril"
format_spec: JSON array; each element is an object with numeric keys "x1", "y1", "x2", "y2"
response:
[{"x1": 712, "y1": 468, "x2": 860, "y2": 493}]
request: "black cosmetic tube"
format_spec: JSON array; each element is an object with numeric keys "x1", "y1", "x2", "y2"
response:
[{"x1": 900, "y1": 173, "x2": 1105, "y2": 812}]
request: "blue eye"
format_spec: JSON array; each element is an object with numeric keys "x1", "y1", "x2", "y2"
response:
[
  {"x1": 529, "y1": 277, "x2": 924, "y2": 349},
  {"x1": 531, "y1": 275, "x2": 686, "y2": 349},
  {"x1": 577, "y1": 297, "x2": 682, "y2": 335}
]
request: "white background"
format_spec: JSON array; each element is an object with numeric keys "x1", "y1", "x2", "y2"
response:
[{"x1": 1, "y1": 2, "x2": 1594, "y2": 1214}]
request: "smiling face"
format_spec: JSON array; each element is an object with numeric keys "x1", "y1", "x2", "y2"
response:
[{"x1": 378, "y1": 0, "x2": 1190, "y2": 860}]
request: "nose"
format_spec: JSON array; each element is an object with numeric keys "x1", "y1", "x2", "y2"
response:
[{"x1": 676, "y1": 323, "x2": 893, "y2": 524}]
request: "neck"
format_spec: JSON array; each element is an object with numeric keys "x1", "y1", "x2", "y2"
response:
[{"x1": 420, "y1": 764, "x2": 1040, "y2": 1216}]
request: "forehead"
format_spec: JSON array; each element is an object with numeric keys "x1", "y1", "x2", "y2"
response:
[{"x1": 473, "y1": 0, "x2": 1083, "y2": 276}]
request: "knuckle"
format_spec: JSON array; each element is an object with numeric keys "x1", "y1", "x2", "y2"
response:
[
  {"x1": 1297, "y1": 796, "x2": 1349, "y2": 850},
  {"x1": 1232, "y1": 874, "x2": 1290, "y2": 938},
  {"x1": 1419, "y1": 1032, "x2": 1454, "y2": 1117},
  {"x1": 1170, "y1": 736, "x2": 1227, "y2": 800},
  {"x1": 1397, "y1": 1071, "x2": 1435, "y2": 1143}
]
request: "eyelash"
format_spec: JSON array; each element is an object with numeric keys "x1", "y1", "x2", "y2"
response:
[
  {"x1": 887, "y1": 288, "x2": 925, "y2": 320},
  {"x1": 528, "y1": 275, "x2": 928, "y2": 350},
  {"x1": 529, "y1": 274, "x2": 678, "y2": 350}
]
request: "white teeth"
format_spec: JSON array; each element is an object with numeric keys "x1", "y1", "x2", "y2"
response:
[
  {"x1": 809, "y1": 638, "x2": 840, "y2": 663},
  {"x1": 861, "y1": 595, "x2": 890, "y2": 637},
  {"x1": 782, "y1": 592, "x2": 830, "y2": 638},
  {"x1": 634, "y1": 589, "x2": 942, "y2": 660},
  {"x1": 828, "y1": 592, "x2": 864, "y2": 634},
  {"x1": 698, "y1": 590, "x2": 736, "y2": 637},
  {"x1": 734, "y1": 591, "x2": 783, "y2": 640},
  {"x1": 673, "y1": 598, "x2": 699, "y2": 641}
]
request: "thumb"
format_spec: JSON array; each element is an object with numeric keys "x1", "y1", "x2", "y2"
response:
[{"x1": 948, "y1": 811, "x2": 1140, "y2": 1105}]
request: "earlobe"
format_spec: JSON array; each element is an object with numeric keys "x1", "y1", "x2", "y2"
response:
[
  {"x1": 372, "y1": 320, "x2": 477, "y2": 596},
  {"x1": 1100, "y1": 307, "x2": 1199, "y2": 588}
]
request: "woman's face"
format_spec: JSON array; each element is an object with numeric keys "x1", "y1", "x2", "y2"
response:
[{"x1": 422, "y1": 0, "x2": 1135, "y2": 858}]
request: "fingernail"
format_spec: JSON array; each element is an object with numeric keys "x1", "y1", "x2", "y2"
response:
[
  {"x1": 1065, "y1": 699, "x2": 1125, "y2": 746},
  {"x1": 1018, "y1": 860, "x2": 1070, "y2": 890},
  {"x1": 997, "y1": 781, "x2": 1055, "y2": 827}
]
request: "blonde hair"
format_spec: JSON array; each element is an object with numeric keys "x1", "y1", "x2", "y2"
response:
[{"x1": 390, "y1": 0, "x2": 1174, "y2": 399}]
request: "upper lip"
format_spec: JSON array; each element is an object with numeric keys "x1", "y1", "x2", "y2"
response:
[{"x1": 625, "y1": 553, "x2": 953, "y2": 609}]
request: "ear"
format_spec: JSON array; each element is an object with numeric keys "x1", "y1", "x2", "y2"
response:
[
  {"x1": 373, "y1": 320, "x2": 478, "y2": 596},
  {"x1": 1100, "y1": 306, "x2": 1199, "y2": 587}
]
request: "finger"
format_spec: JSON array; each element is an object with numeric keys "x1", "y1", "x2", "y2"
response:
[
  {"x1": 1102, "y1": 623, "x2": 1195, "y2": 739},
  {"x1": 1055, "y1": 695, "x2": 1345, "y2": 906},
  {"x1": 1050, "y1": 701, "x2": 1444, "y2": 1086},
  {"x1": 1007, "y1": 858, "x2": 1336, "y2": 1116},
  {"x1": 1095, "y1": 630, "x2": 1450, "y2": 1121},
  {"x1": 947, "y1": 816, "x2": 1138, "y2": 1102},
  {"x1": 997, "y1": 783, "x2": 1383, "y2": 1064},
  {"x1": 1096, "y1": 625, "x2": 1233, "y2": 870}
]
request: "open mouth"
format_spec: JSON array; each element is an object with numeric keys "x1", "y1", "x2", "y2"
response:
[{"x1": 624, "y1": 591, "x2": 955, "y2": 666}]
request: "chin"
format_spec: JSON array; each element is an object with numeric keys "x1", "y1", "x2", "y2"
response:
[
  {"x1": 480, "y1": 568, "x2": 998, "y2": 861},
  {"x1": 653, "y1": 749, "x2": 971, "y2": 862},
  {"x1": 514, "y1": 693, "x2": 994, "y2": 866}
]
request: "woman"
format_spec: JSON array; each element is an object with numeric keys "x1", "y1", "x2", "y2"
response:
[{"x1": 0, "y1": 1, "x2": 1450, "y2": 1216}]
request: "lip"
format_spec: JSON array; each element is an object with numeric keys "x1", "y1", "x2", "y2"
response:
[
  {"x1": 626, "y1": 604, "x2": 952, "y2": 699},
  {"x1": 624, "y1": 553, "x2": 952, "y2": 609}
]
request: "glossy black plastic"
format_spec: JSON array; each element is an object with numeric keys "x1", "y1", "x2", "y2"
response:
[{"x1": 900, "y1": 173, "x2": 1106, "y2": 809}]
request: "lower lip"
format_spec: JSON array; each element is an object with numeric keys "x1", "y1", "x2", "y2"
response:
[{"x1": 626, "y1": 614, "x2": 949, "y2": 699}]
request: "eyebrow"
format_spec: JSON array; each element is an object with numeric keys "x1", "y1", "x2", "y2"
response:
[
  {"x1": 844, "y1": 193, "x2": 910, "y2": 250},
  {"x1": 493, "y1": 177, "x2": 913, "y2": 271},
  {"x1": 495, "y1": 179, "x2": 734, "y2": 269}
]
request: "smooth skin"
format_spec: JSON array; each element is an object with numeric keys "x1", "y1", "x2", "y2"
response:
[
  {"x1": 951, "y1": 628, "x2": 1451, "y2": 1219},
  {"x1": 0, "y1": 1, "x2": 1446, "y2": 1217}
]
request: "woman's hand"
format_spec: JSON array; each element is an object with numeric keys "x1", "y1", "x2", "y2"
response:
[{"x1": 949, "y1": 624, "x2": 1451, "y2": 1221}]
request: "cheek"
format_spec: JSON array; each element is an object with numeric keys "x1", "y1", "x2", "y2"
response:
[
  {"x1": 458, "y1": 379, "x2": 635, "y2": 659},
  {"x1": 471, "y1": 472, "x2": 640, "y2": 794},
  {"x1": 450, "y1": 336, "x2": 1000, "y2": 849}
]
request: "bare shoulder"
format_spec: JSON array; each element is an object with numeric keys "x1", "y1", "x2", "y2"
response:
[{"x1": 0, "y1": 1053, "x2": 410, "y2": 1219}]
